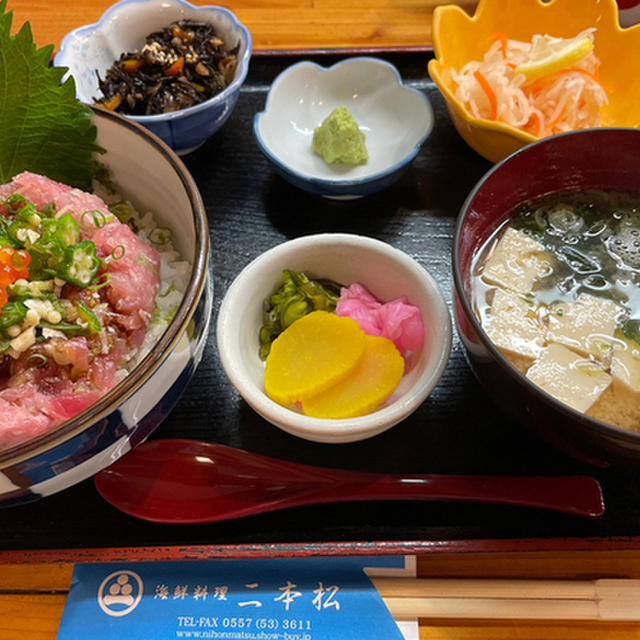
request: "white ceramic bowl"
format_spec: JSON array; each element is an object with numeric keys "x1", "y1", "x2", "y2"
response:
[
  {"x1": 217, "y1": 234, "x2": 452, "y2": 443},
  {"x1": 0, "y1": 108, "x2": 211, "y2": 506},
  {"x1": 54, "y1": 0, "x2": 252, "y2": 155},
  {"x1": 253, "y1": 58, "x2": 435, "y2": 199}
]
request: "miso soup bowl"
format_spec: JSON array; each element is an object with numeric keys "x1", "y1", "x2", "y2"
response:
[{"x1": 453, "y1": 127, "x2": 640, "y2": 467}]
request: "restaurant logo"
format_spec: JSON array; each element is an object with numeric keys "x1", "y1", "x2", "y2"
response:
[{"x1": 97, "y1": 569, "x2": 144, "y2": 617}]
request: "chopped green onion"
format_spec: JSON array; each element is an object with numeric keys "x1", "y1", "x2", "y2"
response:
[
  {"x1": 149, "y1": 225, "x2": 173, "y2": 246},
  {"x1": 110, "y1": 245, "x2": 125, "y2": 260},
  {"x1": 80, "y1": 209, "x2": 107, "y2": 231},
  {"x1": 41, "y1": 202, "x2": 56, "y2": 218},
  {"x1": 75, "y1": 300, "x2": 102, "y2": 333},
  {"x1": 87, "y1": 273, "x2": 112, "y2": 290},
  {"x1": 26, "y1": 353, "x2": 48, "y2": 368},
  {"x1": 4, "y1": 194, "x2": 27, "y2": 211},
  {"x1": 38, "y1": 321, "x2": 91, "y2": 337}
]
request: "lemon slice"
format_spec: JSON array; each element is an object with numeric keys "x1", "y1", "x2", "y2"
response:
[{"x1": 515, "y1": 34, "x2": 594, "y2": 81}]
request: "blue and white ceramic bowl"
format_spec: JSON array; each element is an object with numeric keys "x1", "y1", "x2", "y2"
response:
[
  {"x1": 253, "y1": 58, "x2": 435, "y2": 199},
  {"x1": 54, "y1": 0, "x2": 252, "y2": 155},
  {"x1": 0, "y1": 109, "x2": 211, "y2": 507}
]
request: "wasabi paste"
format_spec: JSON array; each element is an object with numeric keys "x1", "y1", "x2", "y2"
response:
[{"x1": 312, "y1": 106, "x2": 368, "y2": 166}]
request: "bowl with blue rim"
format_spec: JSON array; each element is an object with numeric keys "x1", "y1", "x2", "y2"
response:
[
  {"x1": 253, "y1": 57, "x2": 435, "y2": 199},
  {"x1": 54, "y1": 0, "x2": 252, "y2": 155}
]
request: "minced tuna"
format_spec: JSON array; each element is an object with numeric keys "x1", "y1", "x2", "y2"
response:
[{"x1": 0, "y1": 172, "x2": 165, "y2": 451}]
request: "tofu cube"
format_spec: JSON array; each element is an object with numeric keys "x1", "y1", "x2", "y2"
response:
[
  {"x1": 482, "y1": 227, "x2": 554, "y2": 294},
  {"x1": 546, "y1": 293, "x2": 623, "y2": 361},
  {"x1": 526, "y1": 343, "x2": 612, "y2": 413},
  {"x1": 611, "y1": 336, "x2": 640, "y2": 393},
  {"x1": 587, "y1": 382, "x2": 640, "y2": 432},
  {"x1": 485, "y1": 288, "x2": 546, "y2": 363}
]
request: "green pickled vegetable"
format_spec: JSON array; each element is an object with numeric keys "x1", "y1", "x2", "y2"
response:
[{"x1": 259, "y1": 269, "x2": 343, "y2": 360}]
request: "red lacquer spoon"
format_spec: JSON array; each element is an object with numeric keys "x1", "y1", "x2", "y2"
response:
[{"x1": 93, "y1": 439, "x2": 605, "y2": 524}]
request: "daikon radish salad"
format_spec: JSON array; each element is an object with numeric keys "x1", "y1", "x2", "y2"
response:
[
  {"x1": 452, "y1": 29, "x2": 612, "y2": 138},
  {"x1": 260, "y1": 270, "x2": 424, "y2": 419}
]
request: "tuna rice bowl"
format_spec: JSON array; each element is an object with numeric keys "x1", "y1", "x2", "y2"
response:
[{"x1": 0, "y1": 170, "x2": 188, "y2": 452}]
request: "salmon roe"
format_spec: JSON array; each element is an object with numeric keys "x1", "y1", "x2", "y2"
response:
[{"x1": 0, "y1": 246, "x2": 30, "y2": 308}]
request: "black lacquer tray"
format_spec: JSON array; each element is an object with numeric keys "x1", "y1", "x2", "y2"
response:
[{"x1": 4, "y1": 53, "x2": 640, "y2": 563}]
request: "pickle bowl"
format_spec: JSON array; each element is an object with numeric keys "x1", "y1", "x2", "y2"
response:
[
  {"x1": 54, "y1": 0, "x2": 252, "y2": 155},
  {"x1": 253, "y1": 57, "x2": 435, "y2": 199},
  {"x1": 216, "y1": 233, "x2": 452, "y2": 443}
]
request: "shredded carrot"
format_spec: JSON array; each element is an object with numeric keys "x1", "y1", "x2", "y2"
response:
[
  {"x1": 120, "y1": 58, "x2": 145, "y2": 74},
  {"x1": 526, "y1": 67, "x2": 613, "y2": 95},
  {"x1": 528, "y1": 111, "x2": 544, "y2": 137},
  {"x1": 490, "y1": 32, "x2": 509, "y2": 59},
  {"x1": 172, "y1": 24, "x2": 195, "y2": 43},
  {"x1": 547, "y1": 104, "x2": 568, "y2": 129},
  {"x1": 100, "y1": 94, "x2": 123, "y2": 111},
  {"x1": 473, "y1": 70, "x2": 498, "y2": 120},
  {"x1": 166, "y1": 57, "x2": 185, "y2": 76}
]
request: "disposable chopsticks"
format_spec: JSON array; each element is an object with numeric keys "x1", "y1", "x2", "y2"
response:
[{"x1": 371, "y1": 577, "x2": 640, "y2": 621}]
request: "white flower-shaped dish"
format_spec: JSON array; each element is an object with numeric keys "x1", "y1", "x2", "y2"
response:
[
  {"x1": 54, "y1": 0, "x2": 252, "y2": 155},
  {"x1": 253, "y1": 58, "x2": 435, "y2": 199}
]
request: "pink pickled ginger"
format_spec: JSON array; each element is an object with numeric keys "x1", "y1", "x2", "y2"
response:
[{"x1": 336, "y1": 283, "x2": 424, "y2": 357}]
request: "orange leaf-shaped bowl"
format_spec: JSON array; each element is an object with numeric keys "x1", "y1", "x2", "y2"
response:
[{"x1": 428, "y1": 0, "x2": 640, "y2": 163}]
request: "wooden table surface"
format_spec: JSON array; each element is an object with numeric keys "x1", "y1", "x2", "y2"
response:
[
  {"x1": 6, "y1": 552, "x2": 640, "y2": 639},
  {"x1": 4, "y1": 0, "x2": 640, "y2": 638},
  {"x1": 10, "y1": 0, "x2": 477, "y2": 54}
]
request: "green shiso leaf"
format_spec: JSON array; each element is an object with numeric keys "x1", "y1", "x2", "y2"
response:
[{"x1": 0, "y1": 0, "x2": 104, "y2": 190}]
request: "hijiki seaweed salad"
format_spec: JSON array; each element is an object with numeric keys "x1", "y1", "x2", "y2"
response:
[
  {"x1": 95, "y1": 19, "x2": 239, "y2": 115},
  {"x1": 0, "y1": 2, "x2": 188, "y2": 450}
]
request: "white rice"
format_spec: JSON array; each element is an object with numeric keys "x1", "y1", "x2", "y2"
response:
[{"x1": 94, "y1": 181, "x2": 191, "y2": 370}]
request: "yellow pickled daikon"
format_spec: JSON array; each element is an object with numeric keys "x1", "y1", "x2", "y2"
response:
[
  {"x1": 301, "y1": 334, "x2": 404, "y2": 419},
  {"x1": 264, "y1": 310, "x2": 404, "y2": 418},
  {"x1": 264, "y1": 311, "x2": 366, "y2": 405}
]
